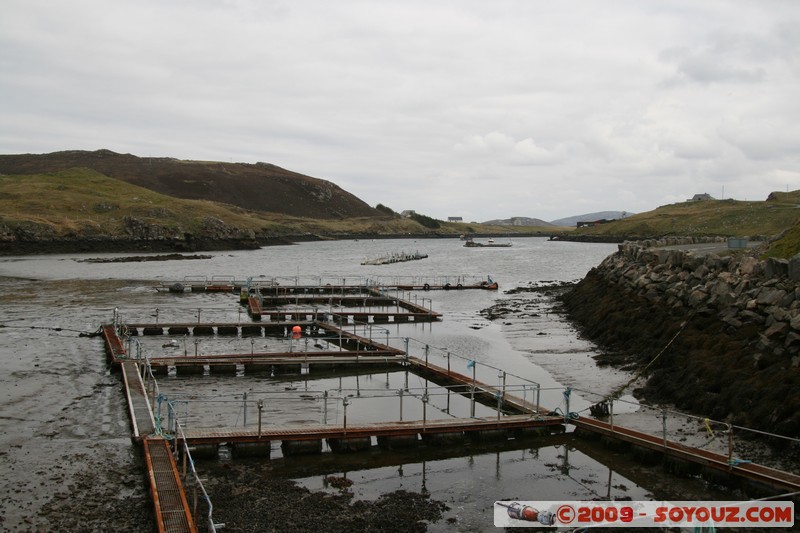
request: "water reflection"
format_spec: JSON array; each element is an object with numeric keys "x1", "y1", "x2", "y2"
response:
[
  {"x1": 220, "y1": 430, "x2": 732, "y2": 531},
  {"x1": 0, "y1": 240, "x2": 740, "y2": 532}
]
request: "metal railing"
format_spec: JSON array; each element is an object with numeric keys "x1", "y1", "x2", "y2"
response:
[{"x1": 128, "y1": 336, "x2": 221, "y2": 532}]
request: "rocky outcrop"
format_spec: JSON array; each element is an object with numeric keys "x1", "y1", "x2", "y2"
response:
[{"x1": 561, "y1": 237, "x2": 800, "y2": 437}]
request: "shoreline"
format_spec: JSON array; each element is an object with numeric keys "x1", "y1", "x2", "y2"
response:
[
  {"x1": 4, "y1": 272, "x2": 798, "y2": 531},
  {"x1": 0, "y1": 231, "x2": 604, "y2": 257}
]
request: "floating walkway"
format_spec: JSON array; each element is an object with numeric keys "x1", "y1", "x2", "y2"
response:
[
  {"x1": 247, "y1": 295, "x2": 262, "y2": 320},
  {"x1": 144, "y1": 438, "x2": 196, "y2": 533},
  {"x1": 100, "y1": 281, "x2": 800, "y2": 531},
  {"x1": 572, "y1": 416, "x2": 800, "y2": 494},
  {"x1": 115, "y1": 354, "x2": 197, "y2": 531},
  {"x1": 181, "y1": 415, "x2": 564, "y2": 447},
  {"x1": 157, "y1": 276, "x2": 498, "y2": 293},
  {"x1": 120, "y1": 361, "x2": 155, "y2": 439},
  {"x1": 361, "y1": 250, "x2": 428, "y2": 265}
]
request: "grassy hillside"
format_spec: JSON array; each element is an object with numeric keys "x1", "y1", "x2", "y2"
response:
[
  {"x1": 0, "y1": 169, "x2": 546, "y2": 243},
  {"x1": 0, "y1": 149, "x2": 380, "y2": 220},
  {"x1": 574, "y1": 195, "x2": 800, "y2": 239},
  {"x1": 569, "y1": 192, "x2": 800, "y2": 258},
  {"x1": 0, "y1": 168, "x2": 263, "y2": 236},
  {"x1": 6, "y1": 165, "x2": 799, "y2": 258}
]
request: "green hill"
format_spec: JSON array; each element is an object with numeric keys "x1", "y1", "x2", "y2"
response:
[
  {"x1": 3, "y1": 149, "x2": 800, "y2": 257},
  {"x1": 571, "y1": 193, "x2": 800, "y2": 258},
  {"x1": 0, "y1": 168, "x2": 435, "y2": 240},
  {"x1": 0, "y1": 149, "x2": 379, "y2": 220},
  {"x1": 0, "y1": 168, "x2": 539, "y2": 254}
]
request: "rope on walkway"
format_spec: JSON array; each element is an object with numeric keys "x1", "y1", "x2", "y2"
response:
[
  {"x1": 608, "y1": 317, "x2": 691, "y2": 400},
  {"x1": 0, "y1": 324, "x2": 102, "y2": 336},
  {"x1": 549, "y1": 387, "x2": 580, "y2": 420},
  {"x1": 150, "y1": 393, "x2": 173, "y2": 440}
]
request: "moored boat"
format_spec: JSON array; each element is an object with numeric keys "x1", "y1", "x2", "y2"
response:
[{"x1": 463, "y1": 236, "x2": 512, "y2": 248}]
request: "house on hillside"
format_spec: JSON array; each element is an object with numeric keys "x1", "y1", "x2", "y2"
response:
[
  {"x1": 687, "y1": 193, "x2": 714, "y2": 202},
  {"x1": 577, "y1": 219, "x2": 614, "y2": 228},
  {"x1": 400, "y1": 210, "x2": 416, "y2": 218},
  {"x1": 448, "y1": 216, "x2": 463, "y2": 222}
]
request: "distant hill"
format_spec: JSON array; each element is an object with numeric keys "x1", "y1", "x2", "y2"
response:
[
  {"x1": 481, "y1": 216, "x2": 555, "y2": 227},
  {"x1": 569, "y1": 193, "x2": 800, "y2": 258},
  {"x1": 0, "y1": 149, "x2": 380, "y2": 220},
  {"x1": 0, "y1": 167, "x2": 482, "y2": 254},
  {"x1": 0, "y1": 162, "x2": 549, "y2": 254},
  {"x1": 550, "y1": 211, "x2": 631, "y2": 227}
]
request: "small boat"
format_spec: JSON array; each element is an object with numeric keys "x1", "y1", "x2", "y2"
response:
[
  {"x1": 480, "y1": 275, "x2": 499, "y2": 290},
  {"x1": 463, "y1": 236, "x2": 512, "y2": 248}
]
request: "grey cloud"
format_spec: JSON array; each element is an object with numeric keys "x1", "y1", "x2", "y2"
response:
[
  {"x1": 660, "y1": 46, "x2": 765, "y2": 84},
  {"x1": 1, "y1": 0, "x2": 799, "y2": 221}
]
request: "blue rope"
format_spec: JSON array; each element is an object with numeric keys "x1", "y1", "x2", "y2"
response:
[
  {"x1": 151, "y1": 394, "x2": 173, "y2": 440},
  {"x1": 549, "y1": 407, "x2": 580, "y2": 420},
  {"x1": 556, "y1": 388, "x2": 580, "y2": 419}
]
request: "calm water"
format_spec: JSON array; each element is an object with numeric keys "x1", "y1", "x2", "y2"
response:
[{"x1": 0, "y1": 237, "x2": 735, "y2": 531}]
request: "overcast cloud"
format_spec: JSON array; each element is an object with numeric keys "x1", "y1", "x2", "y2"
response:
[{"x1": 2, "y1": 1, "x2": 799, "y2": 222}]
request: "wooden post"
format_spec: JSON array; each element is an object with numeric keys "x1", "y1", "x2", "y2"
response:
[
  {"x1": 422, "y1": 393, "x2": 428, "y2": 430},
  {"x1": 470, "y1": 363, "x2": 476, "y2": 418},
  {"x1": 257, "y1": 399, "x2": 264, "y2": 438},
  {"x1": 727, "y1": 424, "x2": 734, "y2": 469},
  {"x1": 609, "y1": 399, "x2": 614, "y2": 432},
  {"x1": 342, "y1": 397, "x2": 349, "y2": 436}
]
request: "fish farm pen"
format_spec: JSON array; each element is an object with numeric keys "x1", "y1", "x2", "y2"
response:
[{"x1": 98, "y1": 276, "x2": 800, "y2": 532}]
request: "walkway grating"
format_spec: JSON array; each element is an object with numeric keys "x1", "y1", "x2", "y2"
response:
[
  {"x1": 181, "y1": 414, "x2": 564, "y2": 444},
  {"x1": 572, "y1": 417, "x2": 800, "y2": 493},
  {"x1": 121, "y1": 361, "x2": 154, "y2": 439},
  {"x1": 144, "y1": 438, "x2": 196, "y2": 533}
]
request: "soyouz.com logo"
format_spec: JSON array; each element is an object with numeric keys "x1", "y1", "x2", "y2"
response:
[{"x1": 493, "y1": 500, "x2": 794, "y2": 528}]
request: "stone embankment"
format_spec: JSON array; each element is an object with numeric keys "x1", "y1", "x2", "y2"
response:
[
  {"x1": 561, "y1": 236, "x2": 800, "y2": 438},
  {"x1": 614, "y1": 237, "x2": 800, "y2": 358}
]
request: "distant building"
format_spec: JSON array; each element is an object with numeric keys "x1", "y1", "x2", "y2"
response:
[
  {"x1": 687, "y1": 193, "x2": 714, "y2": 202},
  {"x1": 576, "y1": 219, "x2": 614, "y2": 228},
  {"x1": 448, "y1": 216, "x2": 463, "y2": 222},
  {"x1": 400, "y1": 210, "x2": 416, "y2": 218}
]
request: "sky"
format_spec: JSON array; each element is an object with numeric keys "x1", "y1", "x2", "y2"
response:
[{"x1": 2, "y1": 1, "x2": 799, "y2": 222}]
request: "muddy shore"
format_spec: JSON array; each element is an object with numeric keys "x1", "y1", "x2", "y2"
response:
[
  {"x1": 4, "y1": 267, "x2": 798, "y2": 532},
  {"x1": 204, "y1": 461, "x2": 448, "y2": 532}
]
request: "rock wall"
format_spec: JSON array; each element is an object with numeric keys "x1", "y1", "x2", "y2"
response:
[{"x1": 561, "y1": 237, "x2": 800, "y2": 437}]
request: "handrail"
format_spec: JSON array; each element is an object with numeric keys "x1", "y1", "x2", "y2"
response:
[
  {"x1": 168, "y1": 399, "x2": 220, "y2": 532},
  {"x1": 134, "y1": 336, "x2": 219, "y2": 532}
]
